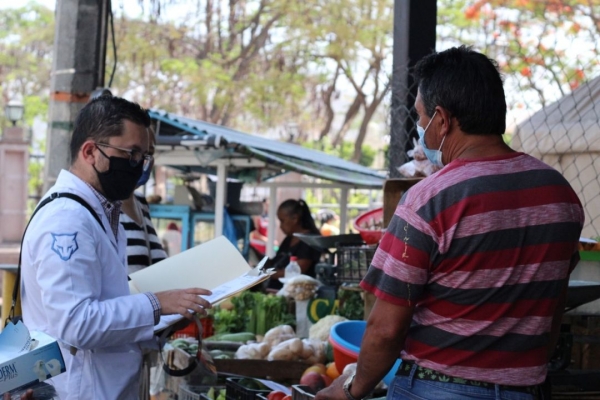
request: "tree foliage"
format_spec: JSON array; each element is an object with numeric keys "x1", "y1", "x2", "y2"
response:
[
  {"x1": 440, "y1": 0, "x2": 600, "y2": 128},
  {"x1": 113, "y1": 0, "x2": 393, "y2": 162},
  {"x1": 0, "y1": 4, "x2": 53, "y2": 127},
  {"x1": 3, "y1": 1, "x2": 599, "y2": 172}
]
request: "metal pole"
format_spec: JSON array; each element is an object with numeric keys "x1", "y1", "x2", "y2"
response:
[
  {"x1": 267, "y1": 188, "x2": 278, "y2": 258},
  {"x1": 389, "y1": 0, "x2": 437, "y2": 177},
  {"x1": 339, "y1": 187, "x2": 349, "y2": 234},
  {"x1": 214, "y1": 162, "x2": 228, "y2": 237}
]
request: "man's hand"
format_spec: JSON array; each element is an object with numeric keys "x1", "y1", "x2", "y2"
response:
[
  {"x1": 3, "y1": 389, "x2": 34, "y2": 400},
  {"x1": 315, "y1": 374, "x2": 349, "y2": 400},
  {"x1": 155, "y1": 288, "x2": 212, "y2": 319}
]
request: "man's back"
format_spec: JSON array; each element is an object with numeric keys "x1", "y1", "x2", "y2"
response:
[{"x1": 363, "y1": 152, "x2": 584, "y2": 386}]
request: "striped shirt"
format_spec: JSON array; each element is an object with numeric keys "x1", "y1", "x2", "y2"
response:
[
  {"x1": 361, "y1": 152, "x2": 584, "y2": 386},
  {"x1": 120, "y1": 194, "x2": 167, "y2": 274}
]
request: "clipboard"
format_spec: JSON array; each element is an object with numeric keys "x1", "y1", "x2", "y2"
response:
[{"x1": 127, "y1": 236, "x2": 273, "y2": 331}]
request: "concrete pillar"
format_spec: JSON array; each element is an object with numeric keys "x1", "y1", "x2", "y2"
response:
[
  {"x1": 43, "y1": 0, "x2": 110, "y2": 192},
  {"x1": 0, "y1": 127, "x2": 29, "y2": 243}
]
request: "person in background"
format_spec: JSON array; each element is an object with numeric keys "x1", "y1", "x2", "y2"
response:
[
  {"x1": 315, "y1": 46, "x2": 584, "y2": 400},
  {"x1": 265, "y1": 199, "x2": 322, "y2": 290},
  {"x1": 20, "y1": 95, "x2": 212, "y2": 399},
  {"x1": 119, "y1": 126, "x2": 168, "y2": 400},
  {"x1": 250, "y1": 199, "x2": 273, "y2": 259},
  {"x1": 120, "y1": 127, "x2": 167, "y2": 274},
  {"x1": 318, "y1": 209, "x2": 340, "y2": 237},
  {"x1": 162, "y1": 222, "x2": 182, "y2": 256}
]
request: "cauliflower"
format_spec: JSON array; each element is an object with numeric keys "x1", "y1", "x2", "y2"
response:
[{"x1": 308, "y1": 315, "x2": 348, "y2": 341}]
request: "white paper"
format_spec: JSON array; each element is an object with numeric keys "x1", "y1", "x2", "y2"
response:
[
  {"x1": 129, "y1": 236, "x2": 255, "y2": 294},
  {"x1": 0, "y1": 321, "x2": 32, "y2": 364},
  {"x1": 153, "y1": 271, "x2": 271, "y2": 332},
  {"x1": 132, "y1": 237, "x2": 273, "y2": 332}
]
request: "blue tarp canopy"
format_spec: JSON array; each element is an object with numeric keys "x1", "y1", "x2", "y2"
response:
[{"x1": 150, "y1": 110, "x2": 386, "y2": 189}]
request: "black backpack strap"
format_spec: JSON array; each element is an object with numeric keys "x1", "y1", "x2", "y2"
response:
[{"x1": 6, "y1": 192, "x2": 105, "y2": 326}]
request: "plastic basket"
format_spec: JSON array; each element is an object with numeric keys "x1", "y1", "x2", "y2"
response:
[
  {"x1": 353, "y1": 208, "x2": 384, "y2": 244},
  {"x1": 335, "y1": 245, "x2": 376, "y2": 285},
  {"x1": 179, "y1": 385, "x2": 226, "y2": 400},
  {"x1": 292, "y1": 385, "x2": 316, "y2": 400},
  {"x1": 172, "y1": 317, "x2": 215, "y2": 339},
  {"x1": 225, "y1": 378, "x2": 271, "y2": 400}
]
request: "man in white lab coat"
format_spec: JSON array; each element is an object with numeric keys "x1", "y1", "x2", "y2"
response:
[{"x1": 20, "y1": 95, "x2": 212, "y2": 399}]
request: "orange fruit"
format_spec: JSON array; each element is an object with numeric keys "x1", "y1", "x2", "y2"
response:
[
  {"x1": 325, "y1": 362, "x2": 340, "y2": 380},
  {"x1": 302, "y1": 363, "x2": 327, "y2": 377}
]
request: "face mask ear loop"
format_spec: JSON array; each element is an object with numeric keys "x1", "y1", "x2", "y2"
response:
[
  {"x1": 423, "y1": 110, "x2": 437, "y2": 133},
  {"x1": 437, "y1": 134, "x2": 447, "y2": 166}
]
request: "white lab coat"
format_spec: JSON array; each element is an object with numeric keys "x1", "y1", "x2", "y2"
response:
[{"x1": 21, "y1": 170, "x2": 157, "y2": 400}]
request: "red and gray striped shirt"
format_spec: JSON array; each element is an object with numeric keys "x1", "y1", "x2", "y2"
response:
[{"x1": 361, "y1": 152, "x2": 584, "y2": 386}]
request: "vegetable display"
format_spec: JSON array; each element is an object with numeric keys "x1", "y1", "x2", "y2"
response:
[
  {"x1": 213, "y1": 291, "x2": 294, "y2": 335},
  {"x1": 337, "y1": 285, "x2": 364, "y2": 320}
]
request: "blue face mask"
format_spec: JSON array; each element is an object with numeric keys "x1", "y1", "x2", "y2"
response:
[
  {"x1": 136, "y1": 163, "x2": 153, "y2": 187},
  {"x1": 417, "y1": 111, "x2": 446, "y2": 167}
]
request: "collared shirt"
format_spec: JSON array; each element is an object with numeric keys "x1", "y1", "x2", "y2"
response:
[
  {"x1": 85, "y1": 183, "x2": 122, "y2": 242},
  {"x1": 86, "y1": 182, "x2": 161, "y2": 324}
]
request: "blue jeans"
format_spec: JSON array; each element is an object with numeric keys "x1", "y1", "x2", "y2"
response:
[{"x1": 386, "y1": 364, "x2": 537, "y2": 400}]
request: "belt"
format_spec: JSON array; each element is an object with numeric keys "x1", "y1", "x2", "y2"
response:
[{"x1": 396, "y1": 361, "x2": 539, "y2": 397}]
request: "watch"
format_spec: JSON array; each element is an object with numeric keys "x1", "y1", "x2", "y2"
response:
[{"x1": 343, "y1": 374, "x2": 359, "y2": 400}]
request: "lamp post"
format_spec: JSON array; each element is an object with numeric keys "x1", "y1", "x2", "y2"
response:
[{"x1": 5, "y1": 100, "x2": 24, "y2": 127}]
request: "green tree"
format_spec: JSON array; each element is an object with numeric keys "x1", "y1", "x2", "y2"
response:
[
  {"x1": 0, "y1": 4, "x2": 54, "y2": 211},
  {"x1": 0, "y1": 4, "x2": 53, "y2": 126},
  {"x1": 439, "y1": 0, "x2": 600, "y2": 130}
]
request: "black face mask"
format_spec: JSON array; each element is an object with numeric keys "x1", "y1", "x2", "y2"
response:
[{"x1": 93, "y1": 147, "x2": 144, "y2": 201}]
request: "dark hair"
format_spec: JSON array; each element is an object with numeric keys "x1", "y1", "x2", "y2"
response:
[
  {"x1": 70, "y1": 95, "x2": 151, "y2": 163},
  {"x1": 278, "y1": 199, "x2": 320, "y2": 234},
  {"x1": 318, "y1": 209, "x2": 336, "y2": 226},
  {"x1": 414, "y1": 45, "x2": 506, "y2": 135}
]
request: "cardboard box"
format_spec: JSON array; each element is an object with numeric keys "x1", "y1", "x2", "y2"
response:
[{"x1": 0, "y1": 330, "x2": 66, "y2": 393}]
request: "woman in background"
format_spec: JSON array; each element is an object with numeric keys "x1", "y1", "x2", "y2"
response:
[
  {"x1": 119, "y1": 127, "x2": 167, "y2": 400},
  {"x1": 318, "y1": 209, "x2": 340, "y2": 236},
  {"x1": 120, "y1": 129, "x2": 167, "y2": 274},
  {"x1": 265, "y1": 199, "x2": 322, "y2": 290}
]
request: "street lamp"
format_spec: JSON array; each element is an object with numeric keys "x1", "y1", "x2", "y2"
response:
[{"x1": 5, "y1": 100, "x2": 24, "y2": 126}]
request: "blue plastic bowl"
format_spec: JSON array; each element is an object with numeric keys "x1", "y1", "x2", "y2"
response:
[{"x1": 330, "y1": 321, "x2": 401, "y2": 386}]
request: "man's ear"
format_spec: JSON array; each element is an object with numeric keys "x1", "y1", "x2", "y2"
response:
[
  {"x1": 435, "y1": 106, "x2": 453, "y2": 137},
  {"x1": 79, "y1": 141, "x2": 98, "y2": 165}
]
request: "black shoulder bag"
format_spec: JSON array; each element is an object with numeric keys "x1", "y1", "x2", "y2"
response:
[{"x1": 5, "y1": 192, "x2": 105, "y2": 327}]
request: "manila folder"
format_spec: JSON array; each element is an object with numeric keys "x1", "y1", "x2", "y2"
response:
[{"x1": 128, "y1": 236, "x2": 253, "y2": 294}]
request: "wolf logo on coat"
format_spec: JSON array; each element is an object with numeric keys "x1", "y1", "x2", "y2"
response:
[{"x1": 51, "y1": 233, "x2": 79, "y2": 261}]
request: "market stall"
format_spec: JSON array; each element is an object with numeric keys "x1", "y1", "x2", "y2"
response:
[
  {"x1": 149, "y1": 109, "x2": 386, "y2": 259},
  {"x1": 148, "y1": 178, "x2": 424, "y2": 400}
]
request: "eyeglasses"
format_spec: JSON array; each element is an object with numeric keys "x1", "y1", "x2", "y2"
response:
[{"x1": 95, "y1": 142, "x2": 154, "y2": 170}]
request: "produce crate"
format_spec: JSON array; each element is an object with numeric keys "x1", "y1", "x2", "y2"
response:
[
  {"x1": 292, "y1": 385, "x2": 316, "y2": 400},
  {"x1": 225, "y1": 377, "x2": 271, "y2": 400},
  {"x1": 215, "y1": 359, "x2": 311, "y2": 382},
  {"x1": 172, "y1": 317, "x2": 215, "y2": 339},
  {"x1": 335, "y1": 245, "x2": 376, "y2": 285},
  {"x1": 178, "y1": 385, "x2": 226, "y2": 400}
]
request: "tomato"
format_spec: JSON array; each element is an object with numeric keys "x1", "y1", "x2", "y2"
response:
[{"x1": 267, "y1": 391, "x2": 286, "y2": 400}]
